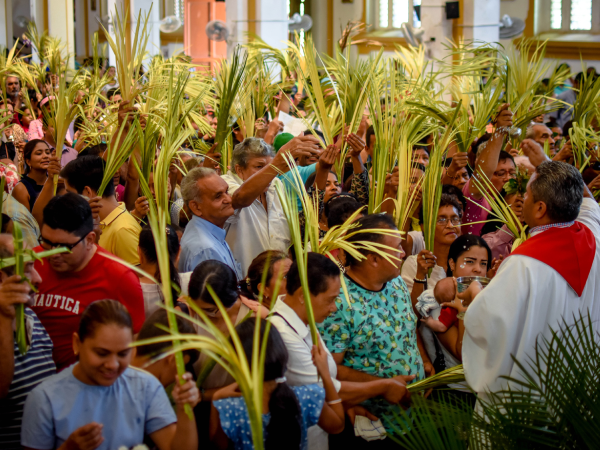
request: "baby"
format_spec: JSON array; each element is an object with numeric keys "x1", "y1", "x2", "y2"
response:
[{"x1": 420, "y1": 277, "x2": 459, "y2": 333}]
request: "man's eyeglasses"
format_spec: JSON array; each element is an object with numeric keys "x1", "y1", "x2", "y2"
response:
[
  {"x1": 38, "y1": 234, "x2": 86, "y2": 251},
  {"x1": 437, "y1": 217, "x2": 461, "y2": 227}
]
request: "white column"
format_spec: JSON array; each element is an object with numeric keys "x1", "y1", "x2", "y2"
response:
[
  {"x1": 461, "y1": 0, "x2": 500, "y2": 43},
  {"x1": 130, "y1": 0, "x2": 161, "y2": 66},
  {"x1": 420, "y1": 0, "x2": 453, "y2": 62},
  {"x1": 75, "y1": 0, "x2": 87, "y2": 58},
  {"x1": 226, "y1": 0, "x2": 248, "y2": 55},
  {"x1": 0, "y1": 0, "x2": 12, "y2": 49},
  {"x1": 48, "y1": 0, "x2": 75, "y2": 69},
  {"x1": 256, "y1": 0, "x2": 288, "y2": 51},
  {"x1": 226, "y1": 0, "x2": 288, "y2": 55},
  {"x1": 29, "y1": 0, "x2": 44, "y2": 62}
]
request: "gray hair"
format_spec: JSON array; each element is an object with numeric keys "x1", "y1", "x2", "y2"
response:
[
  {"x1": 525, "y1": 125, "x2": 536, "y2": 140},
  {"x1": 230, "y1": 138, "x2": 274, "y2": 169},
  {"x1": 181, "y1": 167, "x2": 217, "y2": 203},
  {"x1": 530, "y1": 161, "x2": 584, "y2": 223}
]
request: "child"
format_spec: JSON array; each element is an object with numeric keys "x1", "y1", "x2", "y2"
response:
[
  {"x1": 420, "y1": 277, "x2": 459, "y2": 333},
  {"x1": 209, "y1": 318, "x2": 345, "y2": 450}
]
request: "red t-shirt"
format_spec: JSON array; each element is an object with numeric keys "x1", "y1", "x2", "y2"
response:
[
  {"x1": 31, "y1": 245, "x2": 145, "y2": 371},
  {"x1": 438, "y1": 306, "x2": 458, "y2": 328}
]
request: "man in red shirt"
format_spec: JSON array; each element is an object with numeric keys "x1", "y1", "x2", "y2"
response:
[{"x1": 31, "y1": 193, "x2": 144, "y2": 371}]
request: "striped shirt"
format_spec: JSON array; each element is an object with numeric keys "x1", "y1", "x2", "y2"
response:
[{"x1": 0, "y1": 308, "x2": 55, "y2": 449}]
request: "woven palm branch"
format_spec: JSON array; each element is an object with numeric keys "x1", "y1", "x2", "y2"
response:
[
  {"x1": 0, "y1": 41, "x2": 23, "y2": 103},
  {"x1": 569, "y1": 122, "x2": 600, "y2": 172},
  {"x1": 25, "y1": 21, "x2": 50, "y2": 63},
  {"x1": 571, "y1": 67, "x2": 600, "y2": 128}
]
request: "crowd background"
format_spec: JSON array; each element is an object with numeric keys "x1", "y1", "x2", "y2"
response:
[{"x1": 0, "y1": 11, "x2": 599, "y2": 450}]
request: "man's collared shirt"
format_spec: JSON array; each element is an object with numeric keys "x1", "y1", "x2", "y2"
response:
[
  {"x1": 179, "y1": 215, "x2": 242, "y2": 279},
  {"x1": 530, "y1": 220, "x2": 575, "y2": 237},
  {"x1": 98, "y1": 202, "x2": 142, "y2": 265},
  {"x1": 222, "y1": 171, "x2": 290, "y2": 277}
]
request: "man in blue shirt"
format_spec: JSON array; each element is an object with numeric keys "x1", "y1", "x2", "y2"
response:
[{"x1": 178, "y1": 167, "x2": 243, "y2": 278}]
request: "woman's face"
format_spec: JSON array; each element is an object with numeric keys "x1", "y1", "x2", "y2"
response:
[
  {"x1": 451, "y1": 167, "x2": 470, "y2": 190},
  {"x1": 107, "y1": 67, "x2": 116, "y2": 78},
  {"x1": 450, "y1": 245, "x2": 489, "y2": 277},
  {"x1": 264, "y1": 258, "x2": 293, "y2": 301},
  {"x1": 313, "y1": 275, "x2": 342, "y2": 323},
  {"x1": 324, "y1": 172, "x2": 341, "y2": 204},
  {"x1": 27, "y1": 143, "x2": 51, "y2": 171},
  {"x1": 434, "y1": 205, "x2": 461, "y2": 246},
  {"x1": 73, "y1": 324, "x2": 133, "y2": 386},
  {"x1": 194, "y1": 297, "x2": 237, "y2": 320},
  {"x1": 21, "y1": 108, "x2": 33, "y2": 127}
]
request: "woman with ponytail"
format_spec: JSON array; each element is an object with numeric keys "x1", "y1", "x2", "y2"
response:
[
  {"x1": 209, "y1": 318, "x2": 345, "y2": 450},
  {"x1": 137, "y1": 225, "x2": 182, "y2": 317}
]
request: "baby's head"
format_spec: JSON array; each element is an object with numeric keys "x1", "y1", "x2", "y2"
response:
[{"x1": 434, "y1": 277, "x2": 456, "y2": 304}]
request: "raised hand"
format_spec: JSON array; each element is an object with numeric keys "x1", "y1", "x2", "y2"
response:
[{"x1": 172, "y1": 372, "x2": 201, "y2": 410}]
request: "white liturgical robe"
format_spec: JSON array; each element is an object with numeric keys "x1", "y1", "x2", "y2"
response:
[{"x1": 462, "y1": 197, "x2": 600, "y2": 397}]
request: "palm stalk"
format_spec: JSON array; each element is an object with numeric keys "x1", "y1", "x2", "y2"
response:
[
  {"x1": 44, "y1": 37, "x2": 67, "y2": 75},
  {"x1": 406, "y1": 364, "x2": 466, "y2": 393},
  {"x1": 274, "y1": 157, "x2": 320, "y2": 343},
  {"x1": 43, "y1": 73, "x2": 85, "y2": 193},
  {"x1": 97, "y1": 118, "x2": 138, "y2": 196},
  {"x1": 99, "y1": 5, "x2": 151, "y2": 103},
  {"x1": 288, "y1": 34, "x2": 340, "y2": 148},
  {"x1": 25, "y1": 21, "x2": 50, "y2": 63},
  {"x1": 13, "y1": 222, "x2": 26, "y2": 355},
  {"x1": 0, "y1": 41, "x2": 22, "y2": 104},
  {"x1": 422, "y1": 112, "x2": 459, "y2": 274},
  {"x1": 214, "y1": 46, "x2": 248, "y2": 171},
  {"x1": 470, "y1": 172, "x2": 528, "y2": 251},
  {"x1": 571, "y1": 68, "x2": 600, "y2": 128},
  {"x1": 366, "y1": 59, "x2": 405, "y2": 213},
  {"x1": 569, "y1": 122, "x2": 600, "y2": 172}
]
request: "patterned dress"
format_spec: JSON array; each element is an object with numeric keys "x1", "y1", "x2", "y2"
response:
[
  {"x1": 214, "y1": 384, "x2": 324, "y2": 450},
  {"x1": 319, "y1": 274, "x2": 425, "y2": 429}
]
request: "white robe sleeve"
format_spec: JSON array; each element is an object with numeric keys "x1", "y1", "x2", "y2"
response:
[
  {"x1": 576, "y1": 198, "x2": 600, "y2": 237},
  {"x1": 461, "y1": 256, "x2": 533, "y2": 395}
]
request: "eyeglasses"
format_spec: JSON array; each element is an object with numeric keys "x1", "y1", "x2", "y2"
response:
[
  {"x1": 38, "y1": 234, "x2": 87, "y2": 251},
  {"x1": 493, "y1": 170, "x2": 516, "y2": 178},
  {"x1": 437, "y1": 217, "x2": 461, "y2": 226}
]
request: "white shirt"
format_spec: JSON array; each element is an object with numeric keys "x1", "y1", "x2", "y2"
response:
[
  {"x1": 463, "y1": 198, "x2": 600, "y2": 397},
  {"x1": 408, "y1": 231, "x2": 425, "y2": 256},
  {"x1": 269, "y1": 299, "x2": 341, "y2": 450},
  {"x1": 401, "y1": 254, "x2": 447, "y2": 293},
  {"x1": 222, "y1": 172, "x2": 291, "y2": 278}
]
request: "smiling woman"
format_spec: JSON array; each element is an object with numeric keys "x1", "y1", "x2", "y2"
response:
[
  {"x1": 11, "y1": 140, "x2": 51, "y2": 211},
  {"x1": 20, "y1": 300, "x2": 200, "y2": 450}
]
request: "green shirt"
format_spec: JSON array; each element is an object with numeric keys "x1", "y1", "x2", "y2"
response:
[{"x1": 319, "y1": 274, "x2": 425, "y2": 428}]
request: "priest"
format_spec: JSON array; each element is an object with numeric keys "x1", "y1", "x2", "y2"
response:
[{"x1": 460, "y1": 140, "x2": 600, "y2": 397}]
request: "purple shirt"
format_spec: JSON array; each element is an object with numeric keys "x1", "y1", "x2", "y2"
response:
[
  {"x1": 482, "y1": 225, "x2": 514, "y2": 260},
  {"x1": 461, "y1": 178, "x2": 491, "y2": 236}
]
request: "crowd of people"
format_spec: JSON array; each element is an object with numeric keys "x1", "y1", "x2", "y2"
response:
[{"x1": 0, "y1": 34, "x2": 599, "y2": 450}]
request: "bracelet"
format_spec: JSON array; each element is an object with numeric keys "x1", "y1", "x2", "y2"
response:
[
  {"x1": 457, "y1": 311, "x2": 466, "y2": 320},
  {"x1": 327, "y1": 399, "x2": 342, "y2": 405},
  {"x1": 413, "y1": 277, "x2": 427, "y2": 284}
]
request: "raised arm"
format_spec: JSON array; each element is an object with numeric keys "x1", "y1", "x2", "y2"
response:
[
  {"x1": 230, "y1": 135, "x2": 322, "y2": 210},
  {"x1": 470, "y1": 104, "x2": 514, "y2": 199},
  {"x1": 31, "y1": 155, "x2": 61, "y2": 226}
]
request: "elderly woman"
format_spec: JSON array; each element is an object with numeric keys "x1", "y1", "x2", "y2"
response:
[{"x1": 401, "y1": 194, "x2": 464, "y2": 307}]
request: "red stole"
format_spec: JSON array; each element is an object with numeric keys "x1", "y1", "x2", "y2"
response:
[{"x1": 510, "y1": 222, "x2": 596, "y2": 297}]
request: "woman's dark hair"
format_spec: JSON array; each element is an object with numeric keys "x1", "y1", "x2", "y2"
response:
[
  {"x1": 60, "y1": 155, "x2": 115, "y2": 198},
  {"x1": 442, "y1": 184, "x2": 466, "y2": 213},
  {"x1": 138, "y1": 225, "x2": 181, "y2": 302},
  {"x1": 188, "y1": 260, "x2": 239, "y2": 307},
  {"x1": 419, "y1": 193, "x2": 463, "y2": 226},
  {"x1": 286, "y1": 252, "x2": 340, "y2": 295},
  {"x1": 23, "y1": 139, "x2": 49, "y2": 174},
  {"x1": 236, "y1": 319, "x2": 302, "y2": 450},
  {"x1": 135, "y1": 309, "x2": 199, "y2": 364},
  {"x1": 446, "y1": 235, "x2": 492, "y2": 277},
  {"x1": 242, "y1": 250, "x2": 288, "y2": 300},
  {"x1": 78, "y1": 143, "x2": 107, "y2": 158},
  {"x1": 78, "y1": 299, "x2": 133, "y2": 341},
  {"x1": 304, "y1": 170, "x2": 337, "y2": 191},
  {"x1": 345, "y1": 214, "x2": 397, "y2": 267},
  {"x1": 43, "y1": 192, "x2": 93, "y2": 238},
  {"x1": 325, "y1": 194, "x2": 362, "y2": 228}
]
